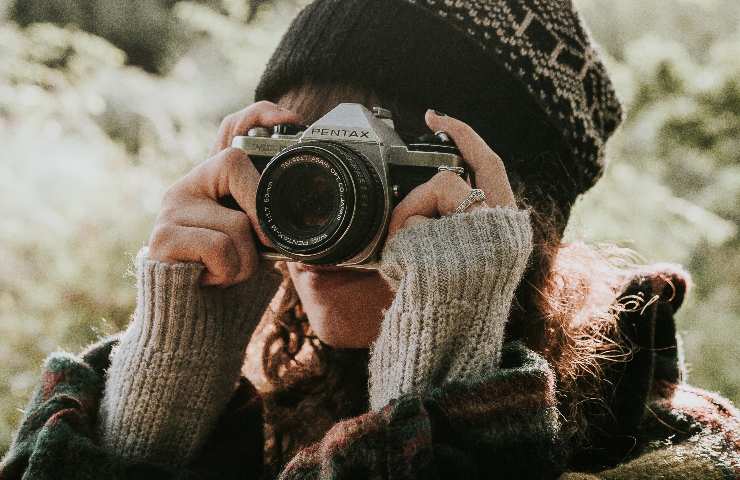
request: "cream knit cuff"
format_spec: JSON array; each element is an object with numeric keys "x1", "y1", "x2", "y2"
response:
[
  {"x1": 369, "y1": 207, "x2": 533, "y2": 410},
  {"x1": 98, "y1": 248, "x2": 282, "y2": 466}
]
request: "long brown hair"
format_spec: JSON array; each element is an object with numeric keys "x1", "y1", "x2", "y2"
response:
[{"x1": 243, "y1": 82, "x2": 639, "y2": 468}]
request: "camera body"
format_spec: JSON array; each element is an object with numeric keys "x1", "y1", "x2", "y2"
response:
[{"x1": 231, "y1": 103, "x2": 466, "y2": 270}]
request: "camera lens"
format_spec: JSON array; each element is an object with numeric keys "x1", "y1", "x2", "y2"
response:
[
  {"x1": 256, "y1": 142, "x2": 384, "y2": 264},
  {"x1": 274, "y1": 160, "x2": 340, "y2": 233}
]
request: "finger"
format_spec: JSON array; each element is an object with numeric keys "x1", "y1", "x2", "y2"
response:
[
  {"x1": 402, "y1": 215, "x2": 432, "y2": 230},
  {"x1": 387, "y1": 171, "x2": 470, "y2": 239},
  {"x1": 179, "y1": 147, "x2": 273, "y2": 248},
  {"x1": 160, "y1": 199, "x2": 260, "y2": 284},
  {"x1": 148, "y1": 224, "x2": 241, "y2": 287},
  {"x1": 425, "y1": 110, "x2": 515, "y2": 208},
  {"x1": 228, "y1": 101, "x2": 302, "y2": 145},
  {"x1": 211, "y1": 101, "x2": 302, "y2": 156}
]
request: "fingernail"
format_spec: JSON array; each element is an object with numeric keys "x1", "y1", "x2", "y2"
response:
[{"x1": 432, "y1": 109, "x2": 447, "y2": 117}]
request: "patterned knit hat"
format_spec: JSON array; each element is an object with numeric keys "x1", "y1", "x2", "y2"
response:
[{"x1": 255, "y1": 0, "x2": 623, "y2": 225}]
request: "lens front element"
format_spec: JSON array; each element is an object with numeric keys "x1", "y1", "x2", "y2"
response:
[
  {"x1": 281, "y1": 162, "x2": 338, "y2": 230},
  {"x1": 256, "y1": 142, "x2": 383, "y2": 264},
  {"x1": 269, "y1": 153, "x2": 346, "y2": 247}
]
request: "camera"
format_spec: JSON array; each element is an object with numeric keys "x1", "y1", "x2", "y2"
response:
[{"x1": 229, "y1": 103, "x2": 467, "y2": 270}]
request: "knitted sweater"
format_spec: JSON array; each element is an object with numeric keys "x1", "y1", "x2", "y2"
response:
[
  {"x1": 2, "y1": 208, "x2": 739, "y2": 479},
  {"x1": 95, "y1": 206, "x2": 532, "y2": 464}
]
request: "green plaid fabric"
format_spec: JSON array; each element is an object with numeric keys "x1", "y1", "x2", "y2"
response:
[{"x1": 1, "y1": 270, "x2": 738, "y2": 479}]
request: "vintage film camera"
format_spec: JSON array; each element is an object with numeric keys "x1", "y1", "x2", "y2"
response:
[{"x1": 229, "y1": 103, "x2": 468, "y2": 270}]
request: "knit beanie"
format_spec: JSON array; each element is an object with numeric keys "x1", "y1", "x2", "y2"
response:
[{"x1": 254, "y1": 0, "x2": 623, "y2": 228}]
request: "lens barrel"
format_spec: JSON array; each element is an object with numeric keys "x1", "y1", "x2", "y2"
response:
[{"x1": 256, "y1": 141, "x2": 384, "y2": 264}]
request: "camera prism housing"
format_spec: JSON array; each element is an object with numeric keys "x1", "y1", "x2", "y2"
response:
[{"x1": 231, "y1": 103, "x2": 467, "y2": 270}]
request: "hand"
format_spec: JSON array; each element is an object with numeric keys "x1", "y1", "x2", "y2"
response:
[
  {"x1": 148, "y1": 101, "x2": 302, "y2": 287},
  {"x1": 386, "y1": 110, "x2": 516, "y2": 240}
]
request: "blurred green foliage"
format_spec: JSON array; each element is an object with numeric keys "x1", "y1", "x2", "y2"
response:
[
  {"x1": 567, "y1": 0, "x2": 740, "y2": 408},
  {"x1": 0, "y1": 0, "x2": 737, "y2": 456}
]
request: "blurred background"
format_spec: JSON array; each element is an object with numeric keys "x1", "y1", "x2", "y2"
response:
[{"x1": 0, "y1": 0, "x2": 738, "y2": 455}]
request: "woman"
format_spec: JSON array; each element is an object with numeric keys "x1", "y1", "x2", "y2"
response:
[{"x1": 2, "y1": 0, "x2": 738, "y2": 478}]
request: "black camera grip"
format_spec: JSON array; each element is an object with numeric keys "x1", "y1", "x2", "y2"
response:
[
  {"x1": 388, "y1": 165, "x2": 471, "y2": 205},
  {"x1": 217, "y1": 194, "x2": 243, "y2": 212}
]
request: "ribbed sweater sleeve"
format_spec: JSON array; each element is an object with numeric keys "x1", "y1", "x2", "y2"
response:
[
  {"x1": 368, "y1": 207, "x2": 533, "y2": 411},
  {"x1": 98, "y1": 247, "x2": 282, "y2": 466}
]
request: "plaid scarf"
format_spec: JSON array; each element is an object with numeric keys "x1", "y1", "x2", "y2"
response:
[{"x1": 2, "y1": 268, "x2": 738, "y2": 479}]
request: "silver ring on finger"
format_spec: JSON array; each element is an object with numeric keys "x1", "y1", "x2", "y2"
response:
[
  {"x1": 454, "y1": 188, "x2": 487, "y2": 215},
  {"x1": 437, "y1": 165, "x2": 466, "y2": 176}
]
